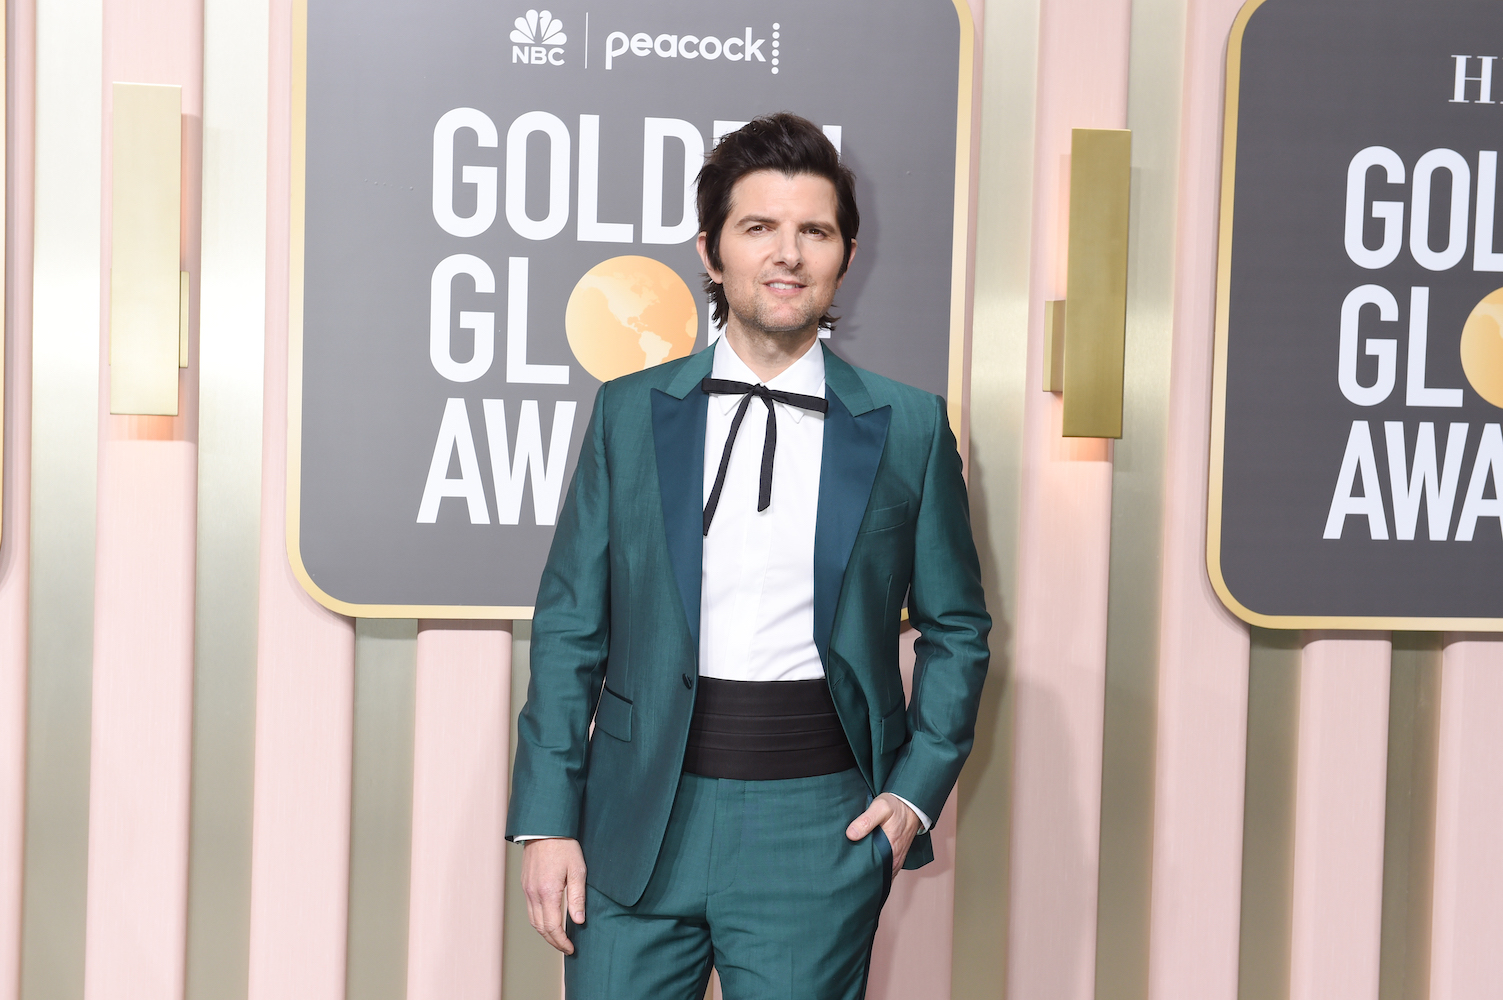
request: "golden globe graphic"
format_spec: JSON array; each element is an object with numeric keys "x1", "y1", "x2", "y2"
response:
[
  {"x1": 565, "y1": 255, "x2": 700, "y2": 382},
  {"x1": 1460, "y1": 288, "x2": 1503, "y2": 409}
]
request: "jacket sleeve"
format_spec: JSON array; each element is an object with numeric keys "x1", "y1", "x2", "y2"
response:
[
  {"x1": 505, "y1": 386, "x2": 612, "y2": 840},
  {"x1": 881, "y1": 395, "x2": 991, "y2": 825}
]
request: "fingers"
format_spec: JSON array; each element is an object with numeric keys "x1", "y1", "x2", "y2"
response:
[
  {"x1": 871, "y1": 794, "x2": 921, "y2": 875},
  {"x1": 845, "y1": 797, "x2": 893, "y2": 841},
  {"x1": 566, "y1": 860, "x2": 588, "y2": 924},
  {"x1": 522, "y1": 841, "x2": 583, "y2": 954},
  {"x1": 525, "y1": 881, "x2": 573, "y2": 954}
]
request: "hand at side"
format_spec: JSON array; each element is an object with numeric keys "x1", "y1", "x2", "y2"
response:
[
  {"x1": 522, "y1": 838, "x2": 587, "y2": 953},
  {"x1": 844, "y1": 792, "x2": 921, "y2": 876}
]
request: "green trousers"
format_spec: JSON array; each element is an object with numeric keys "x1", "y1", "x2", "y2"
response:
[{"x1": 564, "y1": 768, "x2": 893, "y2": 1000}]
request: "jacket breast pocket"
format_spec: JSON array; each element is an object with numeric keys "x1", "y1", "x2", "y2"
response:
[
  {"x1": 594, "y1": 686, "x2": 632, "y2": 742},
  {"x1": 859, "y1": 500, "x2": 910, "y2": 534}
]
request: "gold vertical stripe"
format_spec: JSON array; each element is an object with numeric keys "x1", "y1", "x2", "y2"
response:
[
  {"x1": 1092, "y1": 0, "x2": 1186, "y2": 993},
  {"x1": 948, "y1": 0, "x2": 1039, "y2": 992},
  {"x1": 946, "y1": 0, "x2": 976, "y2": 440},
  {"x1": 1060, "y1": 129, "x2": 1132, "y2": 440},
  {"x1": 108, "y1": 82, "x2": 181, "y2": 416},
  {"x1": 22, "y1": 0, "x2": 103, "y2": 994},
  {"x1": 346, "y1": 619, "x2": 418, "y2": 1000},
  {"x1": 1237, "y1": 628, "x2": 1302, "y2": 1000},
  {"x1": 503, "y1": 622, "x2": 567, "y2": 999},
  {"x1": 1378, "y1": 634, "x2": 1442, "y2": 1000},
  {"x1": 184, "y1": 0, "x2": 268, "y2": 993}
]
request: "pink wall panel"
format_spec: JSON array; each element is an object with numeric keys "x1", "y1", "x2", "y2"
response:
[
  {"x1": 1288, "y1": 636, "x2": 1391, "y2": 1000},
  {"x1": 1146, "y1": 0, "x2": 1255, "y2": 996},
  {"x1": 869, "y1": 631, "x2": 957, "y2": 999},
  {"x1": 244, "y1": 3, "x2": 357, "y2": 997},
  {"x1": 84, "y1": 0, "x2": 205, "y2": 993},
  {"x1": 1429, "y1": 639, "x2": 1503, "y2": 1000},
  {"x1": 0, "y1": 2, "x2": 38, "y2": 996},
  {"x1": 1008, "y1": 0, "x2": 1130, "y2": 996},
  {"x1": 406, "y1": 626, "x2": 510, "y2": 1000},
  {"x1": 84, "y1": 442, "x2": 197, "y2": 1000}
]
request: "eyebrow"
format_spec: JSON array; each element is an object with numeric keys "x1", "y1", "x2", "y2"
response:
[{"x1": 734, "y1": 214, "x2": 836, "y2": 230}]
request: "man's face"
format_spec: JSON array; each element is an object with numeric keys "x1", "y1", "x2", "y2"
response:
[{"x1": 697, "y1": 170, "x2": 854, "y2": 342}]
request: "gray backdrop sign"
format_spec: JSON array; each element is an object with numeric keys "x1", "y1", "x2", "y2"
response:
[
  {"x1": 289, "y1": 0, "x2": 972, "y2": 616},
  {"x1": 1211, "y1": 0, "x2": 1503, "y2": 628}
]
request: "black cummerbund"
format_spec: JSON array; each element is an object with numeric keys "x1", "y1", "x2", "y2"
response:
[{"x1": 682, "y1": 676, "x2": 858, "y2": 780}]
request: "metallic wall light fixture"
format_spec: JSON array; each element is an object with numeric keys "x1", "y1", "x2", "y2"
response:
[
  {"x1": 110, "y1": 82, "x2": 183, "y2": 415},
  {"x1": 180, "y1": 269, "x2": 190, "y2": 367},
  {"x1": 1042, "y1": 298, "x2": 1066, "y2": 393},
  {"x1": 1047, "y1": 128, "x2": 1132, "y2": 439}
]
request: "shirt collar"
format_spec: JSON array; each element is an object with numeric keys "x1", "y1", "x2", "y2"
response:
[{"x1": 710, "y1": 335, "x2": 827, "y2": 421}]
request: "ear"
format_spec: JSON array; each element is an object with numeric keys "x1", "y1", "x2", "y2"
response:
[
  {"x1": 697, "y1": 231, "x2": 722, "y2": 283},
  {"x1": 835, "y1": 239, "x2": 858, "y2": 289}
]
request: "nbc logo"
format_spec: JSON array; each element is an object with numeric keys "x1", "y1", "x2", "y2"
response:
[{"x1": 512, "y1": 9, "x2": 566, "y2": 65}]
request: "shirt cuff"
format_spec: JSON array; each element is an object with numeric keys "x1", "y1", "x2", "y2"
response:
[
  {"x1": 512, "y1": 835, "x2": 565, "y2": 843},
  {"x1": 890, "y1": 794, "x2": 932, "y2": 833}
]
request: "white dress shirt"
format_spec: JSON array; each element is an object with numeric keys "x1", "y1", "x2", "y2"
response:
[
  {"x1": 697, "y1": 337, "x2": 930, "y2": 832},
  {"x1": 519, "y1": 336, "x2": 929, "y2": 837},
  {"x1": 700, "y1": 336, "x2": 827, "y2": 681}
]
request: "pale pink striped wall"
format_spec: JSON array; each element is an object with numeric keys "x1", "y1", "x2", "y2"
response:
[
  {"x1": 245, "y1": 3, "x2": 356, "y2": 995},
  {"x1": 84, "y1": 443, "x2": 198, "y2": 1000},
  {"x1": 406, "y1": 626, "x2": 510, "y2": 1000},
  {"x1": 84, "y1": 0, "x2": 205, "y2": 994},
  {"x1": 1288, "y1": 637, "x2": 1392, "y2": 1000},
  {"x1": 5, "y1": 1, "x2": 1503, "y2": 999}
]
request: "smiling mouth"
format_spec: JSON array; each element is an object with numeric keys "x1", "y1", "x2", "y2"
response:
[{"x1": 765, "y1": 280, "x2": 806, "y2": 291}]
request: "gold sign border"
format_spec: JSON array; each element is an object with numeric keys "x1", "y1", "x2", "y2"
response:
[
  {"x1": 1206, "y1": 0, "x2": 1503, "y2": 631},
  {"x1": 286, "y1": 0, "x2": 976, "y2": 620}
]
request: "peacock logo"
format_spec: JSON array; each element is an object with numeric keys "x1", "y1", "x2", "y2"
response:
[{"x1": 511, "y1": 9, "x2": 566, "y2": 65}]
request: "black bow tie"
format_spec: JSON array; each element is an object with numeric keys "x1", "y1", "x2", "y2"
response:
[{"x1": 700, "y1": 377, "x2": 828, "y2": 535}]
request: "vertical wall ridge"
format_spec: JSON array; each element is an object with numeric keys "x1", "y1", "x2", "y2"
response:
[
  {"x1": 1377, "y1": 634, "x2": 1442, "y2": 1000},
  {"x1": 949, "y1": 0, "x2": 1038, "y2": 992},
  {"x1": 1094, "y1": 0, "x2": 1188, "y2": 993},
  {"x1": 0, "y1": 0, "x2": 36, "y2": 994},
  {"x1": 185, "y1": 0, "x2": 269, "y2": 993},
  {"x1": 1236, "y1": 628, "x2": 1302, "y2": 1000},
  {"x1": 344, "y1": 619, "x2": 417, "y2": 1000},
  {"x1": 21, "y1": 0, "x2": 103, "y2": 995}
]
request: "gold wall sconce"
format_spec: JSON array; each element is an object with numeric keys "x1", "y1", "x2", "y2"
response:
[
  {"x1": 110, "y1": 82, "x2": 186, "y2": 416},
  {"x1": 1045, "y1": 127, "x2": 1131, "y2": 439}
]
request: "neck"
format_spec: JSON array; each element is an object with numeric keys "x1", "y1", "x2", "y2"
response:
[{"x1": 722, "y1": 321, "x2": 819, "y2": 383}]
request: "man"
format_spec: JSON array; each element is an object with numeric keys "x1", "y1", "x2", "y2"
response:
[{"x1": 506, "y1": 112, "x2": 989, "y2": 999}]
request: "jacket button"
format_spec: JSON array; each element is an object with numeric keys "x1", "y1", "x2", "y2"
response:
[{"x1": 682, "y1": 673, "x2": 693, "y2": 689}]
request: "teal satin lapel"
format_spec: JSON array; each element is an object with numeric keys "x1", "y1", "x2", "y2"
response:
[
  {"x1": 650, "y1": 388, "x2": 707, "y2": 645},
  {"x1": 813, "y1": 388, "x2": 892, "y2": 666}
]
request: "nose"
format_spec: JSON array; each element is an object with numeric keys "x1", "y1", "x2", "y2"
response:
[{"x1": 771, "y1": 225, "x2": 803, "y2": 270}]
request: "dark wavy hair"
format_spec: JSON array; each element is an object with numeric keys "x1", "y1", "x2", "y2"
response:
[{"x1": 695, "y1": 112, "x2": 859, "y2": 331}]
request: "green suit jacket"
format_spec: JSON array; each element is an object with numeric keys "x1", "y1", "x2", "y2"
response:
[{"x1": 506, "y1": 343, "x2": 990, "y2": 907}]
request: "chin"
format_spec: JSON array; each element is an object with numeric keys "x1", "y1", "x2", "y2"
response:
[{"x1": 754, "y1": 315, "x2": 821, "y2": 338}]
